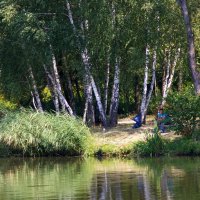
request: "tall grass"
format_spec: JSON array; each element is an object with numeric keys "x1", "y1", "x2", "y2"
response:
[
  {"x1": 132, "y1": 132, "x2": 166, "y2": 157},
  {"x1": 132, "y1": 132, "x2": 200, "y2": 157},
  {"x1": 0, "y1": 110, "x2": 94, "y2": 157}
]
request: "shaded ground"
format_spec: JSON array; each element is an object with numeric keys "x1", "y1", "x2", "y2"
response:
[{"x1": 93, "y1": 116, "x2": 178, "y2": 148}]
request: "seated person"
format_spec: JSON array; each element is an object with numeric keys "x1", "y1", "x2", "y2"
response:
[
  {"x1": 156, "y1": 107, "x2": 170, "y2": 133},
  {"x1": 132, "y1": 113, "x2": 142, "y2": 128}
]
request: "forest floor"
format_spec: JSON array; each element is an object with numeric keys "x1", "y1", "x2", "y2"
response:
[{"x1": 92, "y1": 115, "x2": 179, "y2": 150}]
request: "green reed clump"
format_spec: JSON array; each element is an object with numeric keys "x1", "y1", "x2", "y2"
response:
[
  {"x1": 132, "y1": 132, "x2": 167, "y2": 157},
  {"x1": 166, "y1": 138, "x2": 200, "y2": 156},
  {"x1": 132, "y1": 133, "x2": 200, "y2": 157},
  {"x1": 0, "y1": 110, "x2": 94, "y2": 157}
]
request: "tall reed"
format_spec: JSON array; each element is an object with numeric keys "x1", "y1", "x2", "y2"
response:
[{"x1": 0, "y1": 110, "x2": 94, "y2": 156}]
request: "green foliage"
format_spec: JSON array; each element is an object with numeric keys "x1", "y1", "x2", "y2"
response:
[
  {"x1": 0, "y1": 110, "x2": 94, "y2": 157},
  {"x1": 166, "y1": 138, "x2": 200, "y2": 156},
  {"x1": 132, "y1": 132, "x2": 166, "y2": 157},
  {"x1": 0, "y1": 96, "x2": 17, "y2": 110},
  {"x1": 132, "y1": 136, "x2": 200, "y2": 157},
  {"x1": 166, "y1": 88, "x2": 200, "y2": 136}
]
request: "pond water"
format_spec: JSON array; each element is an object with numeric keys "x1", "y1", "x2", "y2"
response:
[{"x1": 0, "y1": 157, "x2": 200, "y2": 200}]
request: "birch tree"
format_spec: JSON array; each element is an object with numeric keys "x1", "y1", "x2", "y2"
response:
[
  {"x1": 109, "y1": 58, "x2": 120, "y2": 126},
  {"x1": 28, "y1": 67, "x2": 43, "y2": 112},
  {"x1": 44, "y1": 65, "x2": 74, "y2": 116},
  {"x1": 140, "y1": 48, "x2": 157, "y2": 123},
  {"x1": 66, "y1": 0, "x2": 107, "y2": 127},
  {"x1": 161, "y1": 48, "x2": 181, "y2": 106}
]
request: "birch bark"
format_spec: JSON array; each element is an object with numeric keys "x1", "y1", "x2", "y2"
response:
[
  {"x1": 108, "y1": 2, "x2": 121, "y2": 127},
  {"x1": 109, "y1": 58, "x2": 120, "y2": 127},
  {"x1": 46, "y1": 78, "x2": 60, "y2": 113},
  {"x1": 161, "y1": 48, "x2": 180, "y2": 106},
  {"x1": 51, "y1": 48, "x2": 66, "y2": 112},
  {"x1": 83, "y1": 75, "x2": 95, "y2": 126},
  {"x1": 104, "y1": 60, "x2": 110, "y2": 113},
  {"x1": 140, "y1": 45, "x2": 150, "y2": 123},
  {"x1": 44, "y1": 65, "x2": 74, "y2": 116},
  {"x1": 144, "y1": 50, "x2": 157, "y2": 118},
  {"x1": 29, "y1": 67, "x2": 43, "y2": 112}
]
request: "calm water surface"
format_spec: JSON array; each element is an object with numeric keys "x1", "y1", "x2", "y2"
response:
[{"x1": 0, "y1": 157, "x2": 200, "y2": 200}]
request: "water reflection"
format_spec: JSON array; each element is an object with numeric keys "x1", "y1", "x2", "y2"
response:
[{"x1": 0, "y1": 157, "x2": 200, "y2": 199}]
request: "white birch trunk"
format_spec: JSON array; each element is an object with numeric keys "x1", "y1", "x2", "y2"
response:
[
  {"x1": 109, "y1": 58, "x2": 120, "y2": 127},
  {"x1": 167, "y1": 48, "x2": 181, "y2": 90},
  {"x1": 161, "y1": 48, "x2": 180, "y2": 106},
  {"x1": 44, "y1": 65, "x2": 74, "y2": 116},
  {"x1": 162, "y1": 51, "x2": 171, "y2": 104},
  {"x1": 31, "y1": 91, "x2": 38, "y2": 111},
  {"x1": 140, "y1": 45, "x2": 150, "y2": 123},
  {"x1": 144, "y1": 50, "x2": 157, "y2": 117},
  {"x1": 50, "y1": 48, "x2": 66, "y2": 112},
  {"x1": 83, "y1": 77, "x2": 95, "y2": 125},
  {"x1": 81, "y1": 49, "x2": 107, "y2": 127},
  {"x1": 29, "y1": 67, "x2": 43, "y2": 112},
  {"x1": 104, "y1": 59, "x2": 110, "y2": 113},
  {"x1": 48, "y1": 80, "x2": 60, "y2": 113}
]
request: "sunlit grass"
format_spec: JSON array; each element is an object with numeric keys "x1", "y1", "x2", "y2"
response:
[{"x1": 0, "y1": 110, "x2": 94, "y2": 157}]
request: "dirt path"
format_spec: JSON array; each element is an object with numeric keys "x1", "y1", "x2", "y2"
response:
[{"x1": 93, "y1": 117, "x2": 177, "y2": 147}]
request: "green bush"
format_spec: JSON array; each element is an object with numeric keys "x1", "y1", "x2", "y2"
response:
[
  {"x1": 166, "y1": 89, "x2": 200, "y2": 136},
  {"x1": 0, "y1": 110, "x2": 94, "y2": 157},
  {"x1": 166, "y1": 138, "x2": 200, "y2": 156},
  {"x1": 132, "y1": 132, "x2": 166, "y2": 157}
]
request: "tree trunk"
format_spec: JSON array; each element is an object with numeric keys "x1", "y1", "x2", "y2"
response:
[
  {"x1": 29, "y1": 67, "x2": 43, "y2": 112},
  {"x1": 44, "y1": 65, "x2": 74, "y2": 116},
  {"x1": 140, "y1": 45, "x2": 150, "y2": 123},
  {"x1": 90, "y1": 74, "x2": 107, "y2": 128},
  {"x1": 140, "y1": 48, "x2": 157, "y2": 124},
  {"x1": 109, "y1": 58, "x2": 120, "y2": 127},
  {"x1": 178, "y1": 69, "x2": 183, "y2": 91},
  {"x1": 46, "y1": 78, "x2": 60, "y2": 113},
  {"x1": 51, "y1": 48, "x2": 66, "y2": 112},
  {"x1": 161, "y1": 48, "x2": 180, "y2": 106},
  {"x1": 144, "y1": 50, "x2": 157, "y2": 118},
  {"x1": 162, "y1": 51, "x2": 171, "y2": 105},
  {"x1": 177, "y1": 0, "x2": 200, "y2": 95},
  {"x1": 83, "y1": 76, "x2": 95, "y2": 126},
  {"x1": 104, "y1": 60, "x2": 110, "y2": 114}
]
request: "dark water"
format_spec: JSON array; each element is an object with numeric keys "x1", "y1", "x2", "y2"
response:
[{"x1": 0, "y1": 157, "x2": 200, "y2": 200}]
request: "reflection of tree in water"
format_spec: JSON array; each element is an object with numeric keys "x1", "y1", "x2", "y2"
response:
[
  {"x1": 1, "y1": 157, "x2": 200, "y2": 199},
  {"x1": 89, "y1": 170, "x2": 174, "y2": 200},
  {"x1": 89, "y1": 170, "x2": 145, "y2": 200}
]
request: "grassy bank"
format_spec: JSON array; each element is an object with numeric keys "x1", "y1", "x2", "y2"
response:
[
  {"x1": 94, "y1": 136, "x2": 200, "y2": 157},
  {"x1": 0, "y1": 110, "x2": 94, "y2": 157},
  {"x1": 132, "y1": 133, "x2": 200, "y2": 157},
  {"x1": 0, "y1": 110, "x2": 199, "y2": 158}
]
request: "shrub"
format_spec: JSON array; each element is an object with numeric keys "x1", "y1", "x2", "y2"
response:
[
  {"x1": 166, "y1": 89, "x2": 200, "y2": 136},
  {"x1": 0, "y1": 110, "x2": 94, "y2": 156},
  {"x1": 166, "y1": 138, "x2": 200, "y2": 156},
  {"x1": 132, "y1": 132, "x2": 166, "y2": 157}
]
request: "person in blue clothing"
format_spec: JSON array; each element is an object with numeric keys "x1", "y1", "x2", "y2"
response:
[
  {"x1": 132, "y1": 113, "x2": 142, "y2": 128},
  {"x1": 156, "y1": 107, "x2": 168, "y2": 133}
]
